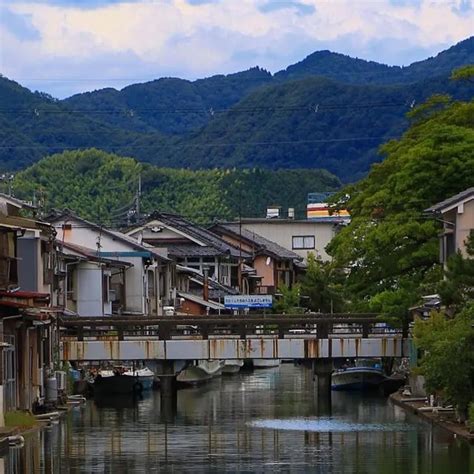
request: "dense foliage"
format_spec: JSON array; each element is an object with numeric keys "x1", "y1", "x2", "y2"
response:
[
  {"x1": 11, "y1": 149, "x2": 340, "y2": 223},
  {"x1": 326, "y1": 96, "x2": 474, "y2": 316},
  {"x1": 438, "y1": 234, "x2": 474, "y2": 311},
  {"x1": 300, "y1": 253, "x2": 345, "y2": 313},
  {"x1": 1, "y1": 38, "x2": 473, "y2": 181},
  {"x1": 413, "y1": 306, "x2": 474, "y2": 416}
]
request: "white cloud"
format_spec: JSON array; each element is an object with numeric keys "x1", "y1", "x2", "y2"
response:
[{"x1": 1, "y1": 0, "x2": 472, "y2": 97}]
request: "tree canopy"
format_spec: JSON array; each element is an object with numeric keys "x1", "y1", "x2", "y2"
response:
[
  {"x1": 11, "y1": 149, "x2": 340, "y2": 224},
  {"x1": 327, "y1": 97, "x2": 474, "y2": 315}
]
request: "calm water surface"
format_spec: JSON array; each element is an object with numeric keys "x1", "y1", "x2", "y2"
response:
[{"x1": 3, "y1": 364, "x2": 473, "y2": 473}]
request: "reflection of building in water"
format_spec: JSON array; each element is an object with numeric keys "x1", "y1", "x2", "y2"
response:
[{"x1": 0, "y1": 365, "x2": 471, "y2": 473}]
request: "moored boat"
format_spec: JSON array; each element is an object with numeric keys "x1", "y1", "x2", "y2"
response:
[
  {"x1": 177, "y1": 360, "x2": 225, "y2": 385},
  {"x1": 222, "y1": 359, "x2": 244, "y2": 374},
  {"x1": 124, "y1": 367, "x2": 155, "y2": 391},
  {"x1": 252, "y1": 359, "x2": 281, "y2": 369},
  {"x1": 92, "y1": 371, "x2": 143, "y2": 396},
  {"x1": 331, "y1": 359, "x2": 387, "y2": 391}
]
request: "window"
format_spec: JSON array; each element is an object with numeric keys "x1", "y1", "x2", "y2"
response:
[{"x1": 292, "y1": 235, "x2": 315, "y2": 250}]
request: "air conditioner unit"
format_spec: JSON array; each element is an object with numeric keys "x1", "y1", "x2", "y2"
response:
[{"x1": 55, "y1": 371, "x2": 67, "y2": 391}]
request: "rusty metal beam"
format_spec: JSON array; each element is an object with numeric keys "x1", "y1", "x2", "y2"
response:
[{"x1": 61, "y1": 336, "x2": 409, "y2": 361}]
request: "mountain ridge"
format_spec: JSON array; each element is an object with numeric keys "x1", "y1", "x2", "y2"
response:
[{"x1": 1, "y1": 36, "x2": 473, "y2": 181}]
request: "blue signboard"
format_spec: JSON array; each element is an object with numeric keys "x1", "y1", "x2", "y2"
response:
[{"x1": 224, "y1": 295, "x2": 273, "y2": 309}]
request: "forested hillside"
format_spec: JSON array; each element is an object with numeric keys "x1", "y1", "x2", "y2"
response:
[
  {"x1": 11, "y1": 149, "x2": 340, "y2": 223},
  {"x1": 1, "y1": 37, "x2": 473, "y2": 181},
  {"x1": 64, "y1": 67, "x2": 273, "y2": 134},
  {"x1": 143, "y1": 75, "x2": 472, "y2": 180}
]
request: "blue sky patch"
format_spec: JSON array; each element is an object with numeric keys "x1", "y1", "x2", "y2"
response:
[
  {"x1": 0, "y1": 7, "x2": 40, "y2": 41},
  {"x1": 259, "y1": 1, "x2": 315, "y2": 16}
]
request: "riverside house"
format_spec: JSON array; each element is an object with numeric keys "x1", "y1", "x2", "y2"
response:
[
  {"x1": 240, "y1": 206, "x2": 348, "y2": 263},
  {"x1": 49, "y1": 211, "x2": 174, "y2": 316},
  {"x1": 127, "y1": 212, "x2": 251, "y2": 292},
  {"x1": 209, "y1": 223, "x2": 303, "y2": 295},
  {"x1": 59, "y1": 241, "x2": 132, "y2": 317},
  {"x1": 0, "y1": 194, "x2": 60, "y2": 416},
  {"x1": 426, "y1": 187, "x2": 474, "y2": 265}
]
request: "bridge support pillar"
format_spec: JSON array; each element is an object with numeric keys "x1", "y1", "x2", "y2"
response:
[
  {"x1": 313, "y1": 359, "x2": 333, "y2": 413},
  {"x1": 157, "y1": 361, "x2": 178, "y2": 420}
]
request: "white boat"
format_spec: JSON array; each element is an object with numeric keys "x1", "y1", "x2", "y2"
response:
[
  {"x1": 331, "y1": 359, "x2": 387, "y2": 391},
  {"x1": 222, "y1": 359, "x2": 244, "y2": 374},
  {"x1": 124, "y1": 367, "x2": 155, "y2": 391},
  {"x1": 177, "y1": 360, "x2": 225, "y2": 385},
  {"x1": 253, "y1": 359, "x2": 281, "y2": 369}
]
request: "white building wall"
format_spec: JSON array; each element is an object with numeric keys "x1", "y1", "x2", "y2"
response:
[
  {"x1": 77, "y1": 263, "x2": 103, "y2": 316},
  {"x1": 241, "y1": 220, "x2": 337, "y2": 262},
  {"x1": 53, "y1": 218, "x2": 148, "y2": 314}
]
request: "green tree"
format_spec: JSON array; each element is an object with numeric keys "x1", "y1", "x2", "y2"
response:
[
  {"x1": 413, "y1": 305, "x2": 474, "y2": 419},
  {"x1": 274, "y1": 284, "x2": 303, "y2": 314},
  {"x1": 327, "y1": 97, "x2": 474, "y2": 316},
  {"x1": 451, "y1": 65, "x2": 474, "y2": 83},
  {"x1": 438, "y1": 233, "x2": 474, "y2": 311},
  {"x1": 300, "y1": 253, "x2": 344, "y2": 313}
]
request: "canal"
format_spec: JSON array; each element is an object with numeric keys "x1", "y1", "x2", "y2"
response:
[{"x1": 2, "y1": 364, "x2": 473, "y2": 473}]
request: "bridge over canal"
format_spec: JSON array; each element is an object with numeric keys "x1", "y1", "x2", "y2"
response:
[
  {"x1": 60, "y1": 314, "x2": 409, "y2": 362},
  {"x1": 60, "y1": 314, "x2": 410, "y2": 408}
]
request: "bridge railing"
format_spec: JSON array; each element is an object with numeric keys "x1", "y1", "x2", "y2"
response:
[{"x1": 60, "y1": 314, "x2": 408, "y2": 341}]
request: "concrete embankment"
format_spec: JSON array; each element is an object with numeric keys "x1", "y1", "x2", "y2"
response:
[{"x1": 390, "y1": 392, "x2": 474, "y2": 443}]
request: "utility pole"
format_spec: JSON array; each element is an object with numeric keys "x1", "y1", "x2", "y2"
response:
[
  {"x1": 136, "y1": 173, "x2": 142, "y2": 223},
  {"x1": 238, "y1": 180, "x2": 243, "y2": 294}
]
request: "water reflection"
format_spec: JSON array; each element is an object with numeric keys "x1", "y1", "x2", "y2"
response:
[{"x1": 0, "y1": 364, "x2": 472, "y2": 473}]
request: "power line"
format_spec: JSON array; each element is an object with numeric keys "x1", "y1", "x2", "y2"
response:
[
  {"x1": 0, "y1": 101, "x2": 413, "y2": 115},
  {"x1": 0, "y1": 136, "x2": 397, "y2": 150}
]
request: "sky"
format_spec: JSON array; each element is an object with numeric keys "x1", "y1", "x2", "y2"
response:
[{"x1": 0, "y1": 0, "x2": 473, "y2": 98}]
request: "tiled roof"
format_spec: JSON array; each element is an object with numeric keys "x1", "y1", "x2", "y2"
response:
[
  {"x1": 167, "y1": 244, "x2": 223, "y2": 258},
  {"x1": 148, "y1": 212, "x2": 251, "y2": 258},
  {"x1": 426, "y1": 188, "x2": 474, "y2": 213},
  {"x1": 211, "y1": 223, "x2": 302, "y2": 261}
]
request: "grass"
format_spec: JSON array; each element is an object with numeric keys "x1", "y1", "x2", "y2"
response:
[{"x1": 4, "y1": 410, "x2": 37, "y2": 429}]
